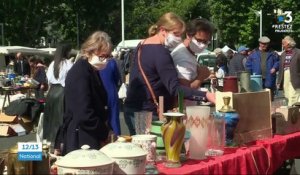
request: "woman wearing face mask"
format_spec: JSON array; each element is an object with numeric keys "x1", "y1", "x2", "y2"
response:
[
  {"x1": 171, "y1": 18, "x2": 215, "y2": 90},
  {"x1": 61, "y1": 31, "x2": 112, "y2": 155},
  {"x1": 124, "y1": 13, "x2": 216, "y2": 135}
]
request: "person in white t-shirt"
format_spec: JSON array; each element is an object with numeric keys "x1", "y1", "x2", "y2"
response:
[
  {"x1": 214, "y1": 56, "x2": 226, "y2": 91},
  {"x1": 171, "y1": 18, "x2": 215, "y2": 89},
  {"x1": 43, "y1": 43, "x2": 73, "y2": 155},
  {"x1": 171, "y1": 18, "x2": 215, "y2": 106}
]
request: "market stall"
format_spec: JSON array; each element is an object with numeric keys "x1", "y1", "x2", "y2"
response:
[{"x1": 157, "y1": 131, "x2": 300, "y2": 174}]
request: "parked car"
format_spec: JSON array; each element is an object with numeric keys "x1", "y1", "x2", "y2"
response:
[{"x1": 196, "y1": 51, "x2": 216, "y2": 72}]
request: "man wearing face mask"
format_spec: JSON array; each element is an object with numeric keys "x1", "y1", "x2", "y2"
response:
[{"x1": 171, "y1": 18, "x2": 215, "y2": 89}]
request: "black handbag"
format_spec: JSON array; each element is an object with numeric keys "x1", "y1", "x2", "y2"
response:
[{"x1": 5, "y1": 98, "x2": 43, "y2": 122}]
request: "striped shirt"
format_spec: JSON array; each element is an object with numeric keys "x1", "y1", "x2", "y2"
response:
[{"x1": 284, "y1": 50, "x2": 293, "y2": 70}]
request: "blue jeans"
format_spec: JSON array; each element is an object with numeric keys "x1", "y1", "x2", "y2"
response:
[{"x1": 123, "y1": 106, "x2": 159, "y2": 136}]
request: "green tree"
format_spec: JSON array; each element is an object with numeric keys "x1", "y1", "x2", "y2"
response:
[
  {"x1": 3, "y1": 0, "x2": 299, "y2": 52},
  {"x1": 208, "y1": 0, "x2": 300, "y2": 51},
  {"x1": 124, "y1": 0, "x2": 206, "y2": 40}
]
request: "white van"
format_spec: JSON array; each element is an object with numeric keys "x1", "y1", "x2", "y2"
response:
[{"x1": 196, "y1": 51, "x2": 216, "y2": 72}]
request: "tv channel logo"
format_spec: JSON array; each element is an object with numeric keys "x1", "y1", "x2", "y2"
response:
[{"x1": 275, "y1": 9, "x2": 293, "y2": 24}]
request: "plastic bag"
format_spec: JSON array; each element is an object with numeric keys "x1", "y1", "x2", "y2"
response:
[{"x1": 118, "y1": 83, "x2": 127, "y2": 99}]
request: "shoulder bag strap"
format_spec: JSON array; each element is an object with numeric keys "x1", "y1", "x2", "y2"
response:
[{"x1": 137, "y1": 43, "x2": 159, "y2": 110}]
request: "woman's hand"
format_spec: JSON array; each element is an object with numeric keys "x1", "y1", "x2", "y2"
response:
[{"x1": 206, "y1": 91, "x2": 216, "y2": 104}]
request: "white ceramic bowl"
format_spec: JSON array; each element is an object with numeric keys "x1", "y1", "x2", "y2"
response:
[
  {"x1": 55, "y1": 145, "x2": 114, "y2": 175},
  {"x1": 100, "y1": 138, "x2": 147, "y2": 174}
]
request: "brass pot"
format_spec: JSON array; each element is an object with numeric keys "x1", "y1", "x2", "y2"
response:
[{"x1": 7, "y1": 144, "x2": 32, "y2": 175}]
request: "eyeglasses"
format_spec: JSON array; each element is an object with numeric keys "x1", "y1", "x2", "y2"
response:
[
  {"x1": 98, "y1": 54, "x2": 112, "y2": 61},
  {"x1": 194, "y1": 38, "x2": 211, "y2": 45}
]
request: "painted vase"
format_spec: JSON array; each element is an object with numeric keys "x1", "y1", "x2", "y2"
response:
[
  {"x1": 223, "y1": 112, "x2": 239, "y2": 146},
  {"x1": 161, "y1": 112, "x2": 185, "y2": 168}
]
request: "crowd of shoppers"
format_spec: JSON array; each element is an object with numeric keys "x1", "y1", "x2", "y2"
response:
[{"x1": 7, "y1": 11, "x2": 298, "y2": 157}]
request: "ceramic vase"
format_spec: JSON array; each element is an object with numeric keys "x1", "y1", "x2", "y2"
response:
[
  {"x1": 223, "y1": 112, "x2": 239, "y2": 146},
  {"x1": 161, "y1": 112, "x2": 185, "y2": 168},
  {"x1": 186, "y1": 106, "x2": 210, "y2": 160}
]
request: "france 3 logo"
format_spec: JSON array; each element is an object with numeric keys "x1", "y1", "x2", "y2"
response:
[
  {"x1": 275, "y1": 9, "x2": 292, "y2": 24},
  {"x1": 272, "y1": 9, "x2": 293, "y2": 33}
]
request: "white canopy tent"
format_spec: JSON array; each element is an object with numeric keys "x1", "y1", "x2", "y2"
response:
[
  {"x1": 38, "y1": 48, "x2": 56, "y2": 55},
  {"x1": 38, "y1": 47, "x2": 79, "y2": 56},
  {"x1": 0, "y1": 46, "x2": 79, "y2": 69},
  {"x1": 222, "y1": 45, "x2": 236, "y2": 53},
  {"x1": 0, "y1": 46, "x2": 49, "y2": 55},
  {"x1": 0, "y1": 46, "x2": 52, "y2": 70}
]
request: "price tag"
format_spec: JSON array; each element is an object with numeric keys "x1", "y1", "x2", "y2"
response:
[{"x1": 18, "y1": 142, "x2": 42, "y2": 161}]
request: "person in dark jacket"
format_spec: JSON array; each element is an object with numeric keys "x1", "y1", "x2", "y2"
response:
[
  {"x1": 29, "y1": 57, "x2": 47, "y2": 99},
  {"x1": 124, "y1": 12, "x2": 215, "y2": 135},
  {"x1": 14, "y1": 52, "x2": 31, "y2": 76},
  {"x1": 246, "y1": 36, "x2": 280, "y2": 100},
  {"x1": 228, "y1": 45, "x2": 249, "y2": 76},
  {"x1": 61, "y1": 31, "x2": 112, "y2": 155},
  {"x1": 277, "y1": 36, "x2": 300, "y2": 106}
]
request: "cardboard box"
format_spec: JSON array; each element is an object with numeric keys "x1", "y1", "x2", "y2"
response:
[
  {"x1": 10, "y1": 124, "x2": 26, "y2": 136},
  {"x1": 0, "y1": 123, "x2": 27, "y2": 136},
  {"x1": 0, "y1": 124, "x2": 16, "y2": 136},
  {"x1": 0, "y1": 113, "x2": 18, "y2": 123},
  {"x1": 18, "y1": 117, "x2": 33, "y2": 133},
  {"x1": 273, "y1": 106, "x2": 300, "y2": 135}
]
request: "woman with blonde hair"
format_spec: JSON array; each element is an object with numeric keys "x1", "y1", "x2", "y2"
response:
[
  {"x1": 124, "y1": 12, "x2": 215, "y2": 135},
  {"x1": 61, "y1": 31, "x2": 112, "y2": 155}
]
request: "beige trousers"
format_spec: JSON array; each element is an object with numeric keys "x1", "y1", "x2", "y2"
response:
[{"x1": 283, "y1": 70, "x2": 300, "y2": 106}]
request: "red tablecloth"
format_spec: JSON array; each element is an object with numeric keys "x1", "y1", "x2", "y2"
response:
[{"x1": 157, "y1": 132, "x2": 300, "y2": 174}]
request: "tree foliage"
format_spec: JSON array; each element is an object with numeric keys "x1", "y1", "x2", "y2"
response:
[
  {"x1": 208, "y1": 0, "x2": 300, "y2": 50},
  {"x1": 0, "y1": 0, "x2": 299, "y2": 51}
]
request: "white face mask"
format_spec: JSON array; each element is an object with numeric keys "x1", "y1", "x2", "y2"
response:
[
  {"x1": 89, "y1": 55, "x2": 108, "y2": 70},
  {"x1": 165, "y1": 33, "x2": 182, "y2": 51},
  {"x1": 189, "y1": 37, "x2": 207, "y2": 54}
]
